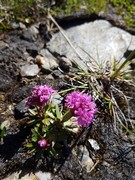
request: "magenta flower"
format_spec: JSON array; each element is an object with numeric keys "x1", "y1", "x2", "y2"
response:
[
  {"x1": 65, "y1": 91, "x2": 97, "y2": 127},
  {"x1": 26, "y1": 85, "x2": 56, "y2": 109},
  {"x1": 38, "y1": 138, "x2": 48, "y2": 148}
]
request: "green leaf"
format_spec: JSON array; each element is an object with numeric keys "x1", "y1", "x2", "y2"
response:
[
  {"x1": 46, "y1": 111, "x2": 55, "y2": 119},
  {"x1": 111, "y1": 49, "x2": 135, "y2": 78},
  {"x1": 32, "y1": 136, "x2": 38, "y2": 142},
  {"x1": 62, "y1": 110, "x2": 72, "y2": 122},
  {"x1": 26, "y1": 143, "x2": 33, "y2": 148},
  {"x1": 29, "y1": 109, "x2": 37, "y2": 116},
  {"x1": 31, "y1": 129, "x2": 39, "y2": 139},
  {"x1": 0, "y1": 127, "x2": 6, "y2": 138},
  {"x1": 49, "y1": 148, "x2": 57, "y2": 157},
  {"x1": 63, "y1": 120, "x2": 73, "y2": 127},
  {"x1": 27, "y1": 119, "x2": 36, "y2": 124},
  {"x1": 42, "y1": 118, "x2": 50, "y2": 125},
  {"x1": 29, "y1": 148, "x2": 36, "y2": 154},
  {"x1": 34, "y1": 126, "x2": 39, "y2": 133},
  {"x1": 55, "y1": 104, "x2": 62, "y2": 120}
]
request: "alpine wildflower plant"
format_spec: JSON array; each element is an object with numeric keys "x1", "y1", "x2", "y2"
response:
[{"x1": 25, "y1": 85, "x2": 97, "y2": 158}]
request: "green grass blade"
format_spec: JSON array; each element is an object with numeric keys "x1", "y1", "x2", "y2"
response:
[{"x1": 111, "y1": 49, "x2": 135, "y2": 78}]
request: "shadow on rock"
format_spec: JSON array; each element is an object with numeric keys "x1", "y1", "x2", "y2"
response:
[{"x1": 0, "y1": 126, "x2": 31, "y2": 160}]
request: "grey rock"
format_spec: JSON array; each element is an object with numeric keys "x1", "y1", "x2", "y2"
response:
[
  {"x1": 42, "y1": 59, "x2": 58, "y2": 72},
  {"x1": 39, "y1": 49, "x2": 56, "y2": 59},
  {"x1": 102, "y1": 161, "x2": 111, "y2": 167},
  {"x1": 52, "y1": 69, "x2": 64, "y2": 78},
  {"x1": 26, "y1": 42, "x2": 44, "y2": 57},
  {"x1": 21, "y1": 25, "x2": 39, "y2": 42},
  {"x1": 17, "y1": 40, "x2": 44, "y2": 57},
  {"x1": 15, "y1": 99, "x2": 29, "y2": 117},
  {"x1": 19, "y1": 22, "x2": 26, "y2": 30},
  {"x1": 0, "y1": 41, "x2": 9, "y2": 50},
  {"x1": 79, "y1": 145, "x2": 94, "y2": 172},
  {"x1": 58, "y1": 56, "x2": 72, "y2": 72},
  {"x1": 30, "y1": 25, "x2": 39, "y2": 37},
  {"x1": 47, "y1": 20, "x2": 135, "y2": 71},
  {"x1": 11, "y1": 22, "x2": 20, "y2": 29},
  {"x1": 0, "y1": 69, "x2": 14, "y2": 92},
  {"x1": 36, "y1": 49, "x2": 59, "y2": 72},
  {"x1": 20, "y1": 64, "x2": 40, "y2": 77},
  {"x1": 45, "y1": 74, "x2": 54, "y2": 80},
  {"x1": 21, "y1": 30, "x2": 35, "y2": 42},
  {"x1": 27, "y1": 56, "x2": 34, "y2": 62},
  {"x1": 11, "y1": 85, "x2": 33, "y2": 103}
]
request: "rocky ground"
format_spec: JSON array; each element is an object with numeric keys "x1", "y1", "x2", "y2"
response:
[{"x1": 0, "y1": 14, "x2": 135, "y2": 180}]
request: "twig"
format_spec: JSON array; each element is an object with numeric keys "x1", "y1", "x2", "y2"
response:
[{"x1": 89, "y1": 159, "x2": 100, "y2": 173}]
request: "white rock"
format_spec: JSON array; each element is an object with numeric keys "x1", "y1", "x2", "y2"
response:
[
  {"x1": 88, "y1": 139, "x2": 100, "y2": 151},
  {"x1": 20, "y1": 64, "x2": 40, "y2": 77},
  {"x1": 35, "y1": 171, "x2": 52, "y2": 180},
  {"x1": 51, "y1": 93, "x2": 63, "y2": 105},
  {"x1": 79, "y1": 145, "x2": 94, "y2": 172},
  {"x1": 3, "y1": 171, "x2": 52, "y2": 180},
  {"x1": 47, "y1": 20, "x2": 135, "y2": 71},
  {"x1": 3, "y1": 172, "x2": 39, "y2": 180},
  {"x1": 19, "y1": 22, "x2": 26, "y2": 29}
]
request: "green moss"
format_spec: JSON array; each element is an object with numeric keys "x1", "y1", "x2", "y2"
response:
[
  {"x1": 0, "y1": 0, "x2": 48, "y2": 31},
  {"x1": 52, "y1": 0, "x2": 107, "y2": 16},
  {"x1": 52, "y1": 0, "x2": 135, "y2": 28},
  {"x1": 0, "y1": 0, "x2": 135, "y2": 31},
  {"x1": 109, "y1": 0, "x2": 135, "y2": 27}
]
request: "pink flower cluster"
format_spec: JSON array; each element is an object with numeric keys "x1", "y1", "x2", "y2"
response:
[
  {"x1": 26, "y1": 85, "x2": 56, "y2": 109},
  {"x1": 65, "y1": 91, "x2": 97, "y2": 127},
  {"x1": 38, "y1": 138, "x2": 48, "y2": 148}
]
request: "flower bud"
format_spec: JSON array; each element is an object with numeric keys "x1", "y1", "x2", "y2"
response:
[{"x1": 38, "y1": 138, "x2": 48, "y2": 148}]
